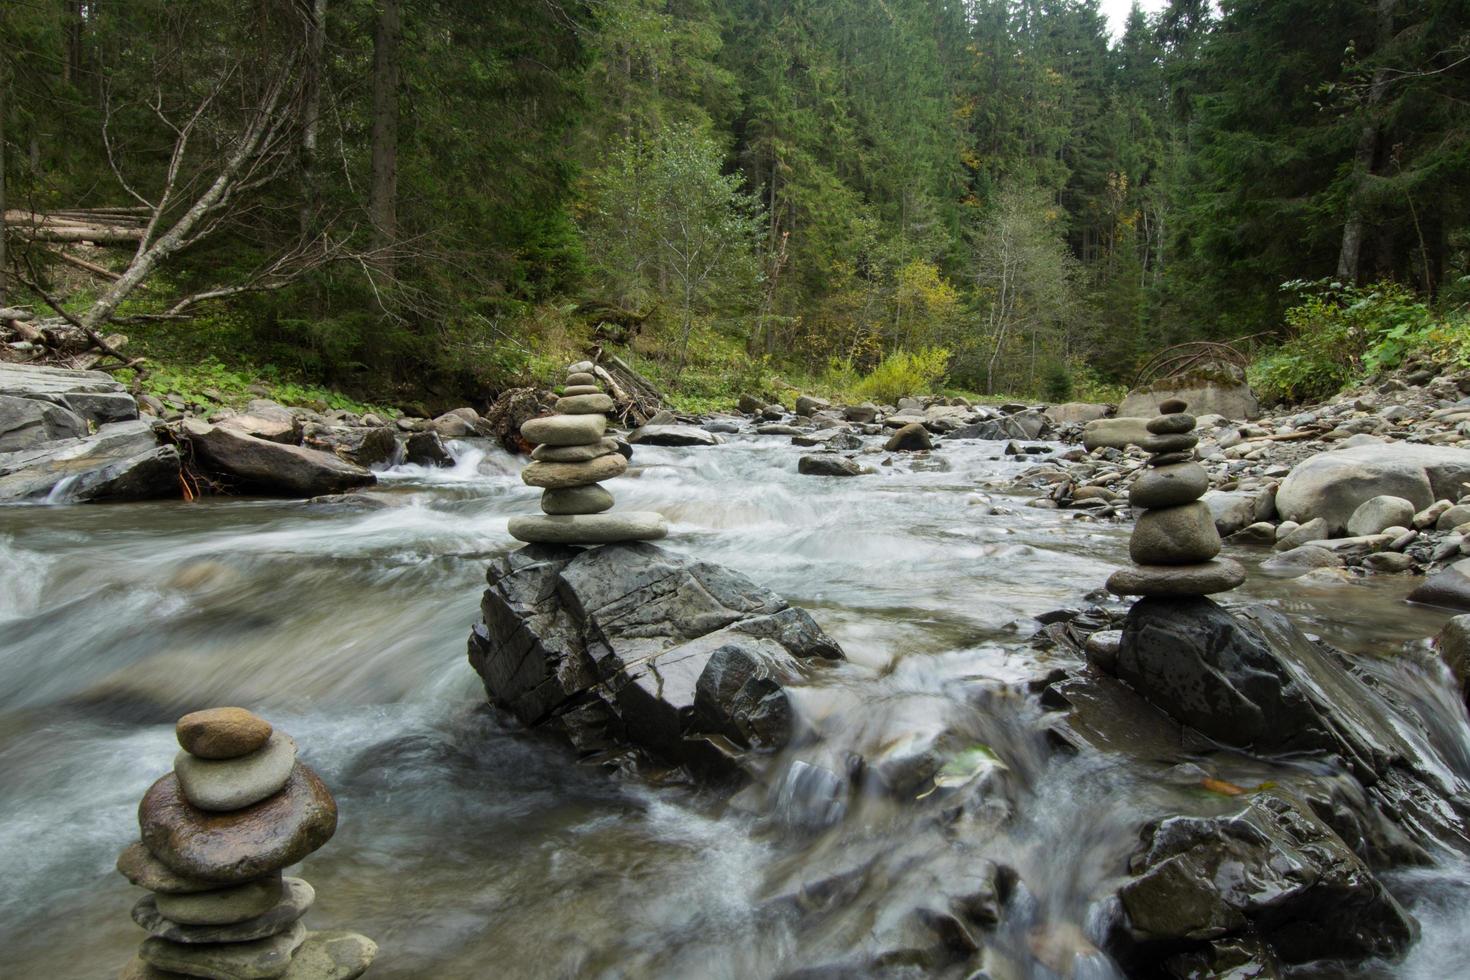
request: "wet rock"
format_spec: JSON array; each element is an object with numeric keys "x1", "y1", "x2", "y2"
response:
[
  {"x1": 467, "y1": 542, "x2": 843, "y2": 778},
  {"x1": 301, "y1": 424, "x2": 396, "y2": 468},
  {"x1": 950, "y1": 411, "x2": 1047, "y2": 442},
  {"x1": 627, "y1": 424, "x2": 724, "y2": 447},
  {"x1": 403, "y1": 430, "x2": 452, "y2": 467},
  {"x1": 520, "y1": 452, "x2": 627, "y2": 489},
  {"x1": 153, "y1": 875, "x2": 285, "y2": 926},
  {"x1": 1347, "y1": 494, "x2": 1417, "y2": 537},
  {"x1": 1107, "y1": 559, "x2": 1246, "y2": 597},
  {"x1": 884, "y1": 422, "x2": 933, "y2": 452},
  {"x1": 1274, "y1": 517, "x2": 1329, "y2": 551},
  {"x1": 0, "y1": 419, "x2": 180, "y2": 502},
  {"x1": 1130, "y1": 462, "x2": 1209, "y2": 509},
  {"x1": 138, "y1": 919, "x2": 307, "y2": 978},
  {"x1": 540, "y1": 484, "x2": 614, "y2": 516},
  {"x1": 182, "y1": 421, "x2": 374, "y2": 497},
  {"x1": 795, "y1": 395, "x2": 831, "y2": 416},
  {"x1": 798, "y1": 454, "x2": 866, "y2": 477},
  {"x1": 174, "y1": 732, "x2": 297, "y2": 811},
  {"x1": 0, "y1": 393, "x2": 88, "y2": 451},
  {"x1": 1363, "y1": 552, "x2": 1415, "y2": 573},
  {"x1": 1407, "y1": 558, "x2": 1470, "y2": 611},
  {"x1": 507, "y1": 512, "x2": 668, "y2": 545},
  {"x1": 273, "y1": 931, "x2": 377, "y2": 980},
  {"x1": 1434, "y1": 615, "x2": 1470, "y2": 703},
  {"x1": 134, "y1": 878, "x2": 313, "y2": 943},
  {"x1": 1437, "y1": 503, "x2": 1470, "y2": 530},
  {"x1": 531, "y1": 437, "x2": 618, "y2": 463},
  {"x1": 1226, "y1": 522, "x2": 1278, "y2": 546},
  {"x1": 1275, "y1": 444, "x2": 1470, "y2": 533},
  {"x1": 139, "y1": 765, "x2": 338, "y2": 884},
  {"x1": 176, "y1": 707, "x2": 273, "y2": 760},
  {"x1": 116, "y1": 841, "x2": 221, "y2": 894},
  {"x1": 1260, "y1": 545, "x2": 1344, "y2": 577},
  {"x1": 1118, "y1": 793, "x2": 1416, "y2": 966},
  {"x1": 843, "y1": 403, "x2": 880, "y2": 423},
  {"x1": 1130, "y1": 501, "x2": 1222, "y2": 565}
]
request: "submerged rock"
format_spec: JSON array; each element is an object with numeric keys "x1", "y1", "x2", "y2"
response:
[{"x1": 467, "y1": 542, "x2": 844, "y2": 778}]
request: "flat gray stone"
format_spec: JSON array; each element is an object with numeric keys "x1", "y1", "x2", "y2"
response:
[
  {"x1": 541, "y1": 483, "x2": 614, "y2": 515},
  {"x1": 565, "y1": 372, "x2": 597, "y2": 386},
  {"x1": 508, "y1": 512, "x2": 668, "y2": 545},
  {"x1": 520, "y1": 413, "x2": 606, "y2": 447},
  {"x1": 136, "y1": 878, "x2": 313, "y2": 942},
  {"x1": 1138, "y1": 432, "x2": 1200, "y2": 455},
  {"x1": 174, "y1": 732, "x2": 297, "y2": 812},
  {"x1": 522, "y1": 453, "x2": 628, "y2": 489},
  {"x1": 1260, "y1": 545, "x2": 1345, "y2": 578},
  {"x1": 627, "y1": 424, "x2": 724, "y2": 447},
  {"x1": 1408, "y1": 559, "x2": 1470, "y2": 611},
  {"x1": 182, "y1": 421, "x2": 373, "y2": 498},
  {"x1": 139, "y1": 919, "x2": 307, "y2": 979},
  {"x1": 1130, "y1": 462, "x2": 1208, "y2": 509},
  {"x1": 567, "y1": 360, "x2": 595, "y2": 374},
  {"x1": 561, "y1": 385, "x2": 602, "y2": 397},
  {"x1": 555, "y1": 393, "x2": 614, "y2": 415},
  {"x1": 531, "y1": 437, "x2": 619, "y2": 463},
  {"x1": 1107, "y1": 558, "x2": 1246, "y2": 596},
  {"x1": 1275, "y1": 517, "x2": 1329, "y2": 551},
  {"x1": 0, "y1": 419, "x2": 179, "y2": 502},
  {"x1": 153, "y1": 875, "x2": 285, "y2": 925},
  {"x1": 1130, "y1": 501, "x2": 1223, "y2": 565},
  {"x1": 0, "y1": 394, "x2": 88, "y2": 451}
]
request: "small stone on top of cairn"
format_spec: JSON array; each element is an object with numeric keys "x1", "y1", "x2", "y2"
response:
[
  {"x1": 507, "y1": 361, "x2": 668, "y2": 545},
  {"x1": 116, "y1": 707, "x2": 376, "y2": 979},
  {"x1": 1107, "y1": 398, "x2": 1246, "y2": 597}
]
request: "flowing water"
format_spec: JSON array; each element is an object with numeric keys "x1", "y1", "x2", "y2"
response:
[{"x1": 0, "y1": 435, "x2": 1466, "y2": 978}]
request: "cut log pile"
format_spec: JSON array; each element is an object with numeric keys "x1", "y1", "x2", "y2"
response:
[{"x1": 4, "y1": 207, "x2": 148, "y2": 244}]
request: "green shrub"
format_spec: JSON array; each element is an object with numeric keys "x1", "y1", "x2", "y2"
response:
[
  {"x1": 1042, "y1": 361, "x2": 1073, "y2": 402},
  {"x1": 855, "y1": 347, "x2": 951, "y2": 404}
]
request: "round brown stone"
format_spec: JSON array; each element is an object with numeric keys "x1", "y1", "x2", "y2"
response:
[
  {"x1": 176, "y1": 708, "x2": 272, "y2": 760},
  {"x1": 564, "y1": 372, "x2": 597, "y2": 386},
  {"x1": 139, "y1": 764, "x2": 338, "y2": 884},
  {"x1": 116, "y1": 841, "x2": 221, "y2": 895},
  {"x1": 1130, "y1": 500, "x2": 1222, "y2": 565},
  {"x1": 1158, "y1": 398, "x2": 1189, "y2": 414}
]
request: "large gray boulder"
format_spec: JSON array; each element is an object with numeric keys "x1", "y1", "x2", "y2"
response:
[
  {"x1": 0, "y1": 362, "x2": 139, "y2": 426},
  {"x1": 1044, "y1": 402, "x2": 1110, "y2": 425},
  {"x1": 1275, "y1": 444, "x2": 1470, "y2": 533},
  {"x1": 467, "y1": 542, "x2": 844, "y2": 779},
  {"x1": 1119, "y1": 375, "x2": 1260, "y2": 420},
  {"x1": 1408, "y1": 559, "x2": 1470, "y2": 612},
  {"x1": 626, "y1": 424, "x2": 724, "y2": 447},
  {"x1": 218, "y1": 400, "x2": 301, "y2": 444},
  {"x1": 301, "y1": 423, "x2": 397, "y2": 468},
  {"x1": 182, "y1": 420, "x2": 375, "y2": 497},
  {"x1": 947, "y1": 411, "x2": 1048, "y2": 442},
  {"x1": 0, "y1": 419, "x2": 179, "y2": 502},
  {"x1": 0, "y1": 394, "x2": 88, "y2": 451}
]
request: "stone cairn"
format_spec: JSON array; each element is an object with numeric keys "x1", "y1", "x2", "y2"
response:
[
  {"x1": 507, "y1": 360, "x2": 668, "y2": 545},
  {"x1": 1107, "y1": 398, "x2": 1247, "y2": 598},
  {"x1": 116, "y1": 707, "x2": 376, "y2": 980}
]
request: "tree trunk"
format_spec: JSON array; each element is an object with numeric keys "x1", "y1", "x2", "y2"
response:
[
  {"x1": 1336, "y1": 0, "x2": 1398, "y2": 283},
  {"x1": 299, "y1": 0, "x2": 327, "y2": 236},
  {"x1": 369, "y1": 0, "x2": 402, "y2": 273},
  {"x1": 0, "y1": 72, "x2": 6, "y2": 307}
]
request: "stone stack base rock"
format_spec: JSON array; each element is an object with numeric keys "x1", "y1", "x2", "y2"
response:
[
  {"x1": 507, "y1": 360, "x2": 668, "y2": 545},
  {"x1": 1108, "y1": 398, "x2": 1246, "y2": 597},
  {"x1": 116, "y1": 707, "x2": 376, "y2": 979}
]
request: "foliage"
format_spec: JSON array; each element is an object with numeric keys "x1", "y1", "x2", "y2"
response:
[
  {"x1": 1249, "y1": 279, "x2": 1470, "y2": 403},
  {"x1": 855, "y1": 347, "x2": 951, "y2": 404}
]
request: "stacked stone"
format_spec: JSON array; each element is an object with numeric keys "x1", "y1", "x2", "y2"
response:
[
  {"x1": 507, "y1": 360, "x2": 668, "y2": 545},
  {"x1": 1107, "y1": 398, "x2": 1247, "y2": 598},
  {"x1": 116, "y1": 708, "x2": 376, "y2": 980}
]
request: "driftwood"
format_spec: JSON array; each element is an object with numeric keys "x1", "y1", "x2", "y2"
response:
[{"x1": 588, "y1": 348, "x2": 664, "y2": 426}]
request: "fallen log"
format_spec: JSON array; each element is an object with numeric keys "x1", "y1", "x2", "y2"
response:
[{"x1": 47, "y1": 248, "x2": 123, "y2": 281}]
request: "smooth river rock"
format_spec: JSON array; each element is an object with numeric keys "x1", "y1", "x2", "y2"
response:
[
  {"x1": 116, "y1": 841, "x2": 222, "y2": 895},
  {"x1": 1129, "y1": 501, "x2": 1222, "y2": 565},
  {"x1": 135, "y1": 878, "x2": 314, "y2": 943},
  {"x1": 554, "y1": 393, "x2": 615, "y2": 415},
  {"x1": 182, "y1": 421, "x2": 374, "y2": 498},
  {"x1": 1136, "y1": 432, "x2": 1199, "y2": 455},
  {"x1": 507, "y1": 512, "x2": 668, "y2": 545},
  {"x1": 521, "y1": 453, "x2": 628, "y2": 490},
  {"x1": 1129, "y1": 462, "x2": 1208, "y2": 510},
  {"x1": 174, "y1": 732, "x2": 297, "y2": 812},
  {"x1": 139, "y1": 764, "x2": 338, "y2": 884},
  {"x1": 1346, "y1": 495, "x2": 1418, "y2": 537},
  {"x1": 520, "y1": 413, "x2": 607, "y2": 447},
  {"x1": 277, "y1": 930, "x2": 378, "y2": 980},
  {"x1": 176, "y1": 707, "x2": 274, "y2": 760},
  {"x1": 626, "y1": 424, "x2": 724, "y2": 447},
  {"x1": 153, "y1": 875, "x2": 285, "y2": 925},
  {"x1": 531, "y1": 437, "x2": 619, "y2": 463},
  {"x1": 561, "y1": 384, "x2": 603, "y2": 397},
  {"x1": 1145, "y1": 413, "x2": 1195, "y2": 435},
  {"x1": 1275, "y1": 443, "x2": 1470, "y2": 533},
  {"x1": 138, "y1": 919, "x2": 307, "y2": 979},
  {"x1": 541, "y1": 484, "x2": 615, "y2": 515},
  {"x1": 565, "y1": 372, "x2": 597, "y2": 387},
  {"x1": 1107, "y1": 558, "x2": 1246, "y2": 597},
  {"x1": 1083, "y1": 417, "x2": 1150, "y2": 452},
  {"x1": 1407, "y1": 559, "x2": 1470, "y2": 612},
  {"x1": 798, "y1": 454, "x2": 866, "y2": 476}
]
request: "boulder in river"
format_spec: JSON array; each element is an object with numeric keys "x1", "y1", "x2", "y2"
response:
[
  {"x1": 1407, "y1": 558, "x2": 1470, "y2": 611},
  {"x1": 301, "y1": 423, "x2": 397, "y2": 468},
  {"x1": 627, "y1": 424, "x2": 724, "y2": 447},
  {"x1": 798, "y1": 453, "x2": 867, "y2": 477},
  {"x1": 1275, "y1": 443, "x2": 1470, "y2": 533},
  {"x1": 181, "y1": 419, "x2": 375, "y2": 497},
  {"x1": 0, "y1": 419, "x2": 180, "y2": 502},
  {"x1": 884, "y1": 422, "x2": 933, "y2": 452},
  {"x1": 467, "y1": 542, "x2": 845, "y2": 779},
  {"x1": 0, "y1": 393, "x2": 88, "y2": 451}
]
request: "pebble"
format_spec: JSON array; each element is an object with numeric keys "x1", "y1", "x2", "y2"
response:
[
  {"x1": 520, "y1": 413, "x2": 607, "y2": 447},
  {"x1": 154, "y1": 875, "x2": 285, "y2": 926},
  {"x1": 138, "y1": 919, "x2": 307, "y2": 979},
  {"x1": 1130, "y1": 501, "x2": 1223, "y2": 565},
  {"x1": 176, "y1": 708, "x2": 273, "y2": 760},
  {"x1": 135, "y1": 878, "x2": 313, "y2": 945},
  {"x1": 521, "y1": 453, "x2": 628, "y2": 490},
  {"x1": 174, "y1": 732, "x2": 297, "y2": 812},
  {"x1": 140, "y1": 765, "x2": 338, "y2": 884}
]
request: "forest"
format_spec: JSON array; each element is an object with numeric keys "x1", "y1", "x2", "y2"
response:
[{"x1": 2, "y1": 0, "x2": 1468, "y2": 411}]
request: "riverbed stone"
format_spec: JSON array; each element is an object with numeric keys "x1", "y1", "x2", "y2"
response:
[
  {"x1": 1407, "y1": 559, "x2": 1470, "y2": 611},
  {"x1": 885, "y1": 422, "x2": 934, "y2": 452},
  {"x1": 627, "y1": 424, "x2": 724, "y2": 447},
  {"x1": 1275, "y1": 443, "x2": 1470, "y2": 533},
  {"x1": 181, "y1": 421, "x2": 374, "y2": 498},
  {"x1": 1347, "y1": 495, "x2": 1417, "y2": 537},
  {"x1": 507, "y1": 512, "x2": 668, "y2": 545},
  {"x1": 520, "y1": 413, "x2": 607, "y2": 447},
  {"x1": 1437, "y1": 504, "x2": 1470, "y2": 530},
  {"x1": 554, "y1": 393, "x2": 615, "y2": 415},
  {"x1": 1130, "y1": 501, "x2": 1222, "y2": 565},
  {"x1": 530, "y1": 437, "x2": 618, "y2": 463},
  {"x1": 1146, "y1": 413, "x2": 1195, "y2": 435},
  {"x1": 139, "y1": 765, "x2": 338, "y2": 884},
  {"x1": 403, "y1": 430, "x2": 453, "y2": 467},
  {"x1": 798, "y1": 454, "x2": 866, "y2": 476},
  {"x1": 1274, "y1": 517, "x2": 1329, "y2": 551},
  {"x1": 565, "y1": 372, "x2": 597, "y2": 387},
  {"x1": 153, "y1": 875, "x2": 285, "y2": 926},
  {"x1": 1138, "y1": 432, "x2": 1200, "y2": 455},
  {"x1": 1083, "y1": 417, "x2": 1151, "y2": 451},
  {"x1": 1148, "y1": 451, "x2": 1196, "y2": 467},
  {"x1": 561, "y1": 385, "x2": 602, "y2": 397},
  {"x1": 1107, "y1": 558, "x2": 1246, "y2": 597},
  {"x1": 176, "y1": 708, "x2": 273, "y2": 760},
  {"x1": 521, "y1": 452, "x2": 628, "y2": 489},
  {"x1": 135, "y1": 878, "x2": 312, "y2": 945},
  {"x1": 0, "y1": 393, "x2": 89, "y2": 451},
  {"x1": 174, "y1": 732, "x2": 297, "y2": 812},
  {"x1": 138, "y1": 919, "x2": 307, "y2": 979},
  {"x1": 279, "y1": 931, "x2": 378, "y2": 980},
  {"x1": 540, "y1": 484, "x2": 614, "y2": 516},
  {"x1": 1130, "y1": 462, "x2": 1208, "y2": 509},
  {"x1": 116, "y1": 842, "x2": 221, "y2": 895},
  {"x1": 0, "y1": 419, "x2": 181, "y2": 503}
]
